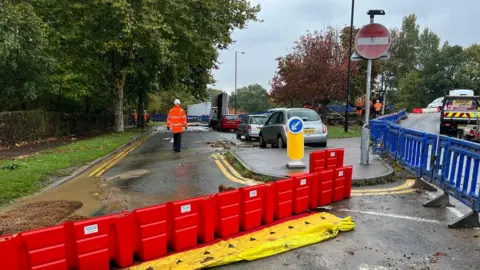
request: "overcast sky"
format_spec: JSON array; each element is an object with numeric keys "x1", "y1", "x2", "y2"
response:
[{"x1": 210, "y1": 0, "x2": 479, "y2": 94}]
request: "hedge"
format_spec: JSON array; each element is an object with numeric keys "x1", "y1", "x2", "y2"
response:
[{"x1": 0, "y1": 111, "x2": 121, "y2": 147}]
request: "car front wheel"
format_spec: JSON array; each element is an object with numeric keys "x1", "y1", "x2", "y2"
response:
[
  {"x1": 259, "y1": 134, "x2": 267, "y2": 148},
  {"x1": 277, "y1": 135, "x2": 286, "y2": 148}
]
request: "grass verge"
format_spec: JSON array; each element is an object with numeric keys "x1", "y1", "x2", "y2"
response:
[
  {"x1": 0, "y1": 129, "x2": 143, "y2": 206},
  {"x1": 223, "y1": 152, "x2": 277, "y2": 182},
  {"x1": 328, "y1": 125, "x2": 362, "y2": 139}
]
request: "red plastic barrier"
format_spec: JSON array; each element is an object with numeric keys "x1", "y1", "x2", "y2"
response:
[
  {"x1": 0, "y1": 235, "x2": 16, "y2": 269},
  {"x1": 215, "y1": 190, "x2": 240, "y2": 238},
  {"x1": 333, "y1": 167, "x2": 350, "y2": 202},
  {"x1": 14, "y1": 225, "x2": 67, "y2": 270},
  {"x1": 132, "y1": 204, "x2": 168, "y2": 261},
  {"x1": 309, "y1": 173, "x2": 320, "y2": 209},
  {"x1": 318, "y1": 169, "x2": 334, "y2": 206},
  {"x1": 309, "y1": 150, "x2": 326, "y2": 174},
  {"x1": 344, "y1": 166, "x2": 353, "y2": 199},
  {"x1": 290, "y1": 173, "x2": 313, "y2": 214},
  {"x1": 240, "y1": 185, "x2": 265, "y2": 231},
  {"x1": 326, "y1": 149, "x2": 344, "y2": 170},
  {"x1": 65, "y1": 212, "x2": 133, "y2": 270},
  {"x1": 274, "y1": 178, "x2": 294, "y2": 220},
  {"x1": 198, "y1": 195, "x2": 216, "y2": 244},
  {"x1": 262, "y1": 183, "x2": 275, "y2": 224},
  {"x1": 166, "y1": 196, "x2": 212, "y2": 251}
]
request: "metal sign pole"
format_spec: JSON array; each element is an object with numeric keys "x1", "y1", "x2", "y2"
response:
[{"x1": 360, "y1": 14, "x2": 375, "y2": 165}]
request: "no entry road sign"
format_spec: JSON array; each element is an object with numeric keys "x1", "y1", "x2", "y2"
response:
[{"x1": 355, "y1": 23, "x2": 391, "y2": 60}]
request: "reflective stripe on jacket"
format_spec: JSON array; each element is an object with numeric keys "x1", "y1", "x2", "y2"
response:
[{"x1": 167, "y1": 105, "x2": 188, "y2": 133}]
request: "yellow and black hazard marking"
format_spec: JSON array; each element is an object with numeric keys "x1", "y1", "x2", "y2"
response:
[
  {"x1": 443, "y1": 111, "x2": 479, "y2": 118},
  {"x1": 126, "y1": 212, "x2": 355, "y2": 270}
]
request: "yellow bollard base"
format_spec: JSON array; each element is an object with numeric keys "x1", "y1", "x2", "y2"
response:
[{"x1": 286, "y1": 160, "x2": 306, "y2": 169}]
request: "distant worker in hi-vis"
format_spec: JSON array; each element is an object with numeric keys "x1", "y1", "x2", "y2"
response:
[{"x1": 167, "y1": 99, "x2": 188, "y2": 152}]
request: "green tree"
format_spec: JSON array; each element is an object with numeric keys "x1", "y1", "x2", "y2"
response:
[
  {"x1": 397, "y1": 71, "x2": 428, "y2": 110},
  {"x1": 396, "y1": 14, "x2": 420, "y2": 78},
  {"x1": 0, "y1": 2, "x2": 53, "y2": 111},
  {"x1": 33, "y1": 0, "x2": 260, "y2": 132},
  {"x1": 231, "y1": 84, "x2": 270, "y2": 113}
]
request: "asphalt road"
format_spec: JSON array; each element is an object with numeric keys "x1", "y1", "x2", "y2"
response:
[
  {"x1": 101, "y1": 123, "x2": 480, "y2": 270},
  {"x1": 101, "y1": 126, "x2": 245, "y2": 210},
  {"x1": 219, "y1": 187, "x2": 480, "y2": 270},
  {"x1": 400, "y1": 113, "x2": 441, "y2": 134}
]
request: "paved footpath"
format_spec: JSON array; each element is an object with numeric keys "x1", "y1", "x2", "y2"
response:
[{"x1": 233, "y1": 137, "x2": 394, "y2": 184}]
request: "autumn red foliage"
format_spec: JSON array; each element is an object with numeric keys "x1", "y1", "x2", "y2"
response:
[{"x1": 270, "y1": 28, "x2": 357, "y2": 116}]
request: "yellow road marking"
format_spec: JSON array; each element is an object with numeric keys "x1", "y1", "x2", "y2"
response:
[
  {"x1": 351, "y1": 189, "x2": 415, "y2": 196},
  {"x1": 212, "y1": 154, "x2": 416, "y2": 196},
  {"x1": 217, "y1": 154, "x2": 261, "y2": 185},
  {"x1": 88, "y1": 134, "x2": 152, "y2": 177},
  {"x1": 351, "y1": 179, "x2": 415, "y2": 193},
  {"x1": 214, "y1": 159, "x2": 250, "y2": 185}
]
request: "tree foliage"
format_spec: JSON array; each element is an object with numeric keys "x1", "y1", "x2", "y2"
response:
[
  {"x1": 230, "y1": 84, "x2": 270, "y2": 113},
  {"x1": 270, "y1": 28, "x2": 351, "y2": 115},
  {"x1": 1, "y1": 0, "x2": 260, "y2": 131}
]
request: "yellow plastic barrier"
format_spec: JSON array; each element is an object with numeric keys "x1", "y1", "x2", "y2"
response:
[{"x1": 126, "y1": 212, "x2": 355, "y2": 270}]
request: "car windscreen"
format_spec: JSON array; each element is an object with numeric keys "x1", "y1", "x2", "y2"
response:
[
  {"x1": 444, "y1": 98, "x2": 479, "y2": 111},
  {"x1": 287, "y1": 109, "x2": 321, "y2": 121},
  {"x1": 250, "y1": 116, "x2": 268, "y2": 125},
  {"x1": 225, "y1": 115, "x2": 239, "y2": 120}
]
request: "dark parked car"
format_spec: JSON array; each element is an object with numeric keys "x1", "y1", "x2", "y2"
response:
[{"x1": 236, "y1": 114, "x2": 269, "y2": 141}]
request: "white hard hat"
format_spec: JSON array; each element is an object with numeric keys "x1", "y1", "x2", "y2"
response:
[
  {"x1": 376, "y1": 100, "x2": 380, "y2": 103},
  {"x1": 174, "y1": 99, "x2": 181, "y2": 105}
]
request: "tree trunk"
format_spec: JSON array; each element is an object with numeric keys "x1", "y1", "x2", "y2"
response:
[
  {"x1": 321, "y1": 101, "x2": 329, "y2": 122},
  {"x1": 137, "y1": 89, "x2": 145, "y2": 129},
  {"x1": 113, "y1": 73, "x2": 126, "y2": 132}
]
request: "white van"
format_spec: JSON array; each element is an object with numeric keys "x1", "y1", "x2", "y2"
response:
[{"x1": 449, "y1": 89, "x2": 474, "y2": 96}]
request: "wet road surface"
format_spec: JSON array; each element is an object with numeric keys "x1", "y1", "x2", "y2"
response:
[
  {"x1": 101, "y1": 126, "x2": 246, "y2": 211},
  {"x1": 400, "y1": 113, "x2": 440, "y2": 134},
  {"x1": 101, "y1": 124, "x2": 480, "y2": 270},
  {"x1": 219, "y1": 186, "x2": 480, "y2": 270}
]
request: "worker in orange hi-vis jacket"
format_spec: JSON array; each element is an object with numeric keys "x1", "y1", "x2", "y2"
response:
[{"x1": 167, "y1": 99, "x2": 188, "y2": 152}]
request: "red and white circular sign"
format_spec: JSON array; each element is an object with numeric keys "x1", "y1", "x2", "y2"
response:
[{"x1": 355, "y1": 23, "x2": 391, "y2": 60}]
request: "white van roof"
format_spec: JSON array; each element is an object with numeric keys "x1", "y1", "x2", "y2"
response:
[{"x1": 449, "y1": 89, "x2": 474, "y2": 96}]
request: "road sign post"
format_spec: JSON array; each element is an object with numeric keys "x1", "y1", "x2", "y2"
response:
[
  {"x1": 355, "y1": 11, "x2": 391, "y2": 165},
  {"x1": 286, "y1": 117, "x2": 306, "y2": 169}
]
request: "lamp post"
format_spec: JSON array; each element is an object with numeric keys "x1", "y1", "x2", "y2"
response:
[
  {"x1": 345, "y1": 0, "x2": 355, "y2": 132},
  {"x1": 234, "y1": 51, "x2": 245, "y2": 114}
]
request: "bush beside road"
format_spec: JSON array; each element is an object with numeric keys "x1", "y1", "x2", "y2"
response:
[{"x1": 0, "y1": 129, "x2": 143, "y2": 206}]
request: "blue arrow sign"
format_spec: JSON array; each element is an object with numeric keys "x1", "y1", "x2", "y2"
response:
[{"x1": 287, "y1": 117, "x2": 304, "y2": 135}]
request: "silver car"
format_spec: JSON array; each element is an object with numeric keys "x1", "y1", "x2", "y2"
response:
[
  {"x1": 259, "y1": 108, "x2": 328, "y2": 148},
  {"x1": 236, "y1": 114, "x2": 269, "y2": 141}
]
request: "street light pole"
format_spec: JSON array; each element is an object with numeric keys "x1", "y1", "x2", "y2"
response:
[
  {"x1": 345, "y1": 0, "x2": 355, "y2": 132},
  {"x1": 234, "y1": 51, "x2": 245, "y2": 115}
]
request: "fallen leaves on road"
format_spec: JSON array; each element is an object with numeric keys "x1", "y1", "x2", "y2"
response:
[
  {"x1": 203, "y1": 141, "x2": 236, "y2": 149},
  {"x1": 0, "y1": 200, "x2": 83, "y2": 235},
  {"x1": 428, "y1": 252, "x2": 447, "y2": 263}
]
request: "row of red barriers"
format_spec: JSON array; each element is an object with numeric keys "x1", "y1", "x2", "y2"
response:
[{"x1": 1, "y1": 150, "x2": 351, "y2": 270}]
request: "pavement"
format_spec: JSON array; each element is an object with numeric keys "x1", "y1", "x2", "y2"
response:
[{"x1": 232, "y1": 137, "x2": 394, "y2": 184}]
